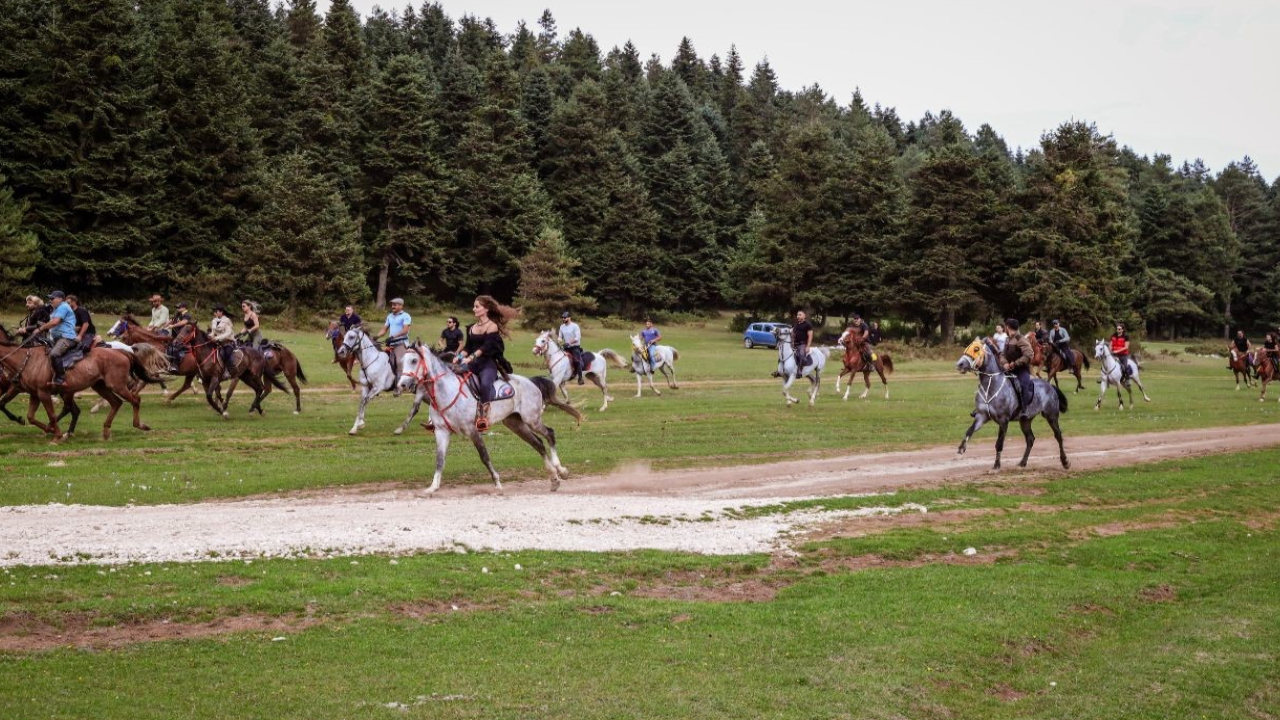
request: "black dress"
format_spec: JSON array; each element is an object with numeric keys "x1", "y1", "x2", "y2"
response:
[{"x1": 464, "y1": 324, "x2": 506, "y2": 402}]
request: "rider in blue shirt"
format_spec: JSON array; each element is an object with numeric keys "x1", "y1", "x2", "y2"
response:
[
  {"x1": 640, "y1": 318, "x2": 661, "y2": 372},
  {"x1": 375, "y1": 298, "x2": 412, "y2": 385},
  {"x1": 35, "y1": 291, "x2": 78, "y2": 387}
]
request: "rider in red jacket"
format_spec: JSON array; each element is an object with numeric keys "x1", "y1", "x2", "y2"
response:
[{"x1": 1109, "y1": 323, "x2": 1133, "y2": 381}]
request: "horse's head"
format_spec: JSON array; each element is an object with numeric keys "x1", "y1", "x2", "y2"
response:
[
  {"x1": 397, "y1": 346, "x2": 425, "y2": 391},
  {"x1": 956, "y1": 338, "x2": 987, "y2": 374},
  {"x1": 1094, "y1": 339, "x2": 1107, "y2": 359},
  {"x1": 629, "y1": 334, "x2": 643, "y2": 351},
  {"x1": 337, "y1": 326, "x2": 364, "y2": 358},
  {"x1": 532, "y1": 330, "x2": 554, "y2": 356}
]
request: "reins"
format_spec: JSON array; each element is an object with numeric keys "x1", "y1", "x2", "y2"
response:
[{"x1": 402, "y1": 347, "x2": 471, "y2": 435}]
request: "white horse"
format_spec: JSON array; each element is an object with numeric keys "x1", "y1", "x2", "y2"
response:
[
  {"x1": 397, "y1": 344, "x2": 581, "y2": 493},
  {"x1": 1093, "y1": 339, "x2": 1152, "y2": 410},
  {"x1": 629, "y1": 334, "x2": 680, "y2": 397},
  {"x1": 532, "y1": 331, "x2": 627, "y2": 411},
  {"x1": 774, "y1": 326, "x2": 828, "y2": 406},
  {"x1": 337, "y1": 326, "x2": 400, "y2": 435}
]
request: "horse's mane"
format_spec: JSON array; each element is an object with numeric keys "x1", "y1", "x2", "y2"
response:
[{"x1": 119, "y1": 314, "x2": 169, "y2": 340}]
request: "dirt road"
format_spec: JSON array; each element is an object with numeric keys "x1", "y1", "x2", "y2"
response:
[{"x1": 2, "y1": 424, "x2": 1275, "y2": 566}]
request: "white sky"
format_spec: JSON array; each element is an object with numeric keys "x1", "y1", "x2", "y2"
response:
[{"x1": 328, "y1": 0, "x2": 1280, "y2": 180}]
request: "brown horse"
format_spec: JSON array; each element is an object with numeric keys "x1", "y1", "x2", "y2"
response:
[
  {"x1": 330, "y1": 322, "x2": 359, "y2": 390},
  {"x1": 1258, "y1": 353, "x2": 1279, "y2": 403},
  {"x1": 1229, "y1": 349, "x2": 1255, "y2": 390},
  {"x1": 0, "y1": 326, "x2": 153, "y2": 441},
  {"x1": 836, "y1": 339, "x2": 894, "y2": 400},
  {"x1": 1042, "y1": 343, "x2": 1089, "y2": 393},
  {"x1": 110, "y1": 314, "x2": 204, "y2": 403},
  {"x1": 259, "y1": 342, "x2": 308, "y2": 414},
  {"x1": 174, "y1": 325, "x2": 271, "y2": 418}
]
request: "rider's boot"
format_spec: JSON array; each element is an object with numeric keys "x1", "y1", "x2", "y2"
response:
[
  {"x1": 577, "y1": 371, "x2": 585, "y2": 386},
  {"x1": 476, "y1": 402, "x2": 491, "y2": 433},
  {"x1": 51, "y1": 364, "x2": 66, "y2": 388}
]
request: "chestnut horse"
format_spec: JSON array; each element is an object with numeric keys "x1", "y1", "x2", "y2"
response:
[
  {"x1": 0, "y1": 326, "x2": 153, "y2": 441},
  {"x1": 330, "y1": 322, "x2": 359, "y2": 390},
  {"x1": 835, "y1": 337, "x2": 893, "y2": 400},
  {"x1": 108, "y1": 315, "x2": 201, "y2": 403},
  {"x1": 1258, "y1": 353, "x2": 1279, "y2": 403},
  {"x1": 1041, "y1": 342, "x2": 1089, "y2": 393},
  {"x1": 1229, "y1": 349, "x2": 1255, "y2": 390}
]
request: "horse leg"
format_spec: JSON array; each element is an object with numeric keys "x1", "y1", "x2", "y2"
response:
[
  {"x1": 859, "y1": 371, "x2": 870, "y2": 400},
  {"x1": 665, "y1": 362, "x2": 677, "y2": 389},
  {"x1": 1094, "y1": 378, "x2": 1108, "y2": 410},
  {"x1": 288, "y1": 371, "x2": 302, "y2": 414},
  {"x1": 424, "y1": 427, "x2": 451, "y2": 493},
  {"x1": 532, "y1": 419, "x2": 568, "y2": 478},
  {"x1": 808, "y1": 372, "x2": 820, "y2": 407},
  {"x1": 1017, "y1": 417, "x2": 1035, "y2": 467},
  {"x1": 0, "y1": 386, "x2": 24, "y2": 425},
  {"x1": 202, "y1": 376, "x2": 224, "y2": 417},
  {"x1": 992, "y1": 421, "x2": 1008, "y2": 471},
  {"x1": 25, "y1": 394, "x2": 51, "y2": 435},
  {"x1": 877, "y1": 365, "x2": 890, "y2": 400},
  {"x1": 394, "y1": 391, "x2": 425, "y2": 436},
  {"x1": 835, "y1": 368, "x2": 844, "y2": 394},
  {"x1": 502, "y1": 416, "x2": 558, "y2": 491},
  {"x1": 39, "y1": 392, "x2": 62, "y2": 441},
  {"x1": 1073, "y1": 366, "x2": 1084, "y2": 393},
  {"x1": 634, "y1": 370, "x2": 643, "y2": 398},
  {"x1": 246, "y1": 376, "x2": 267, "y2": 415},
  {"x1": 1048, "y1": 414, "x2": 1069, "y2": 469},
  {"x1": 220, "y1": 377, "x2": 240, "y2": 418},
  {"x1": 957, "y1": 414, "x2": 986, "y2": 455},
  {"x1": 468, "y1": 431, "x2": 502, "y2": 490},
  {"x1": 91, "y1": 380, "x2": 124, "y2": 441},
  {"x1": 560, "y1": 380, "x2": 571, "y2": 404},
  {"x1": 165, "y1": 374, "x2": 195, "y2": 403},
  {"x1": 1133, "y1": 376, "x2": 1151, "y2": 403},
  {"x1": 647, "y1": 369, "x2": 661, "y2": 397},
  {"x1": 590, "y1": 373, "x2": 610, "y2": 412},
  {"x1": 349, "y1": 387, "x2": 374, "y2": 435},
  {"x1": 59, "y1": 392, "x2": 80, "y2": 437},
  {"x1": 783, "y1": 373, "x2": 798, "y2": 405}
]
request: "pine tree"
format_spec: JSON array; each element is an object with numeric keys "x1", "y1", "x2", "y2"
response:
[
  {"x1": 516, "y1": 227, "x2": 597, "y2": 328},
  {"x1": 1214, "y1": 158, "x2": 1276, "y2": 329},
  {"x1": 521, "y1": 67, "x2": 556, "y2": 174},
  {"x1": 360, "y1": 54, "x2": 453, "y2": 308},
  {"x1": 0, "y1": 174, "x2": 39, "y2": 295},
  {"x1": 1010, "y1": 122, "x2": 1138, "y2": 330},
  {"x1": 234, "y1": 154, "x2": 367, "y2": 309}
]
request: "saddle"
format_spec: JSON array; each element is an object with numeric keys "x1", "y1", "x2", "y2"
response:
[
  {"x1": 464, "y1": 372, "x2": 515, "y2": 400},
  {"x1": 570, "y1": 350, "x2": 595, "y2": 375}
]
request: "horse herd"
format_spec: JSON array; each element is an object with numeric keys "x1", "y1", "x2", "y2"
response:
[{"x1": 2, "y1": 316, "x2": 1273, "y2": 493}]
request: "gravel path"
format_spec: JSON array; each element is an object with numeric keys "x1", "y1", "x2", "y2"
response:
[{"x1": 2, "y1": 424, "x2": 1276, "y2": 567}]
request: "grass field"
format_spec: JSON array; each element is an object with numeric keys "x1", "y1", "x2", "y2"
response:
[
  {"x1": 2, "y1": 448, "x2": 1278, "y2": 719},
  {"x1": 0, "y1": 315, "x2": 1276, "y2": 506}
]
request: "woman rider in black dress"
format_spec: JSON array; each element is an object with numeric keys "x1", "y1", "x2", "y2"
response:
[{"x1": 455, "y1": 295, "x2": 517, "y2": 432}]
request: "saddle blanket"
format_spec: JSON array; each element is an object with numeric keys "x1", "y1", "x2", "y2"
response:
[{"x1": 465, "y1": 375, "x2": 515, "y2": 400}]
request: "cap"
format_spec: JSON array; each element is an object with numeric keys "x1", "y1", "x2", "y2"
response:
[
  {"x1": 389, "y1": 297, "x2": 404, "y2": 305},
  {"x1": 177, "y1": 302, "x2": 188, "y2": 309},
  {"x1": 47, "y1": 290, "x2": 65, "y2": 300},
  {"x1": 1052, "y1": 319, "x2": 1060, "y2": 325},
  {"x1": 561, "y1": 311, "x2": 571, "y2": 318}
]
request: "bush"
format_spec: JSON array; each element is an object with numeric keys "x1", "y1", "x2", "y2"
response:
[{"x1": 1183, "y1": 343, "x2": 1224, "y2": 357}]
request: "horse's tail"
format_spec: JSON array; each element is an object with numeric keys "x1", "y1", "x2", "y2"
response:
[
  {"x1": 1081, "y1": 352, "x2": 1090, "y2": 370},
  {"x1": 1055, "y1": 386, "x2": 1068, "y2": 414},
  {"x1": 671, "y1": 348, "x2": 680, "y2": 362},
  {"x1": 598, "y1": 349, "x2": 628, "y2": 369},
  {"x1": 294, "y1": 357, "x2": 308, "y2": 384},
  {"x1": 880, "y1": 353, "x2": 894, "y2": 375},
  {"x1": 129, "y1": 343, "x2": 168, "y2": 383},
  {"x1": 532, "y1": 375, "x2": 583, "y2": 426}
]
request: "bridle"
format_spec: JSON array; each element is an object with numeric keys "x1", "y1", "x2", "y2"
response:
[
  {"x1": 962, "y1": 340, "x2": 1010, "y2": 406},
  {"x1": 534, "y1": 334, "x2": 568, "y2": 375},
  {"x1": 400, "y1": 346, "x2": 471, "y2": 434}
]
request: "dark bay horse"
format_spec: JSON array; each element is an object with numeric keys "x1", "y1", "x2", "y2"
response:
[
  {"x1": 259, "y1": 342, "x2": 308, "y2": 414},
  {"x1": 1042, "y1": 342, "x2": 1089, "y2": 393},
  {"x1": 0, "y1": 326, "x2": 153, "y2": 441},
  {"x1": 835, "y1": 337, "x2": 893, "y2": 400},
  {"x1": 173, "y1": 325, "x2": 271, "y2": 417},
  {"x1": 331, "y1": 322, "x2": 359, "y2": 390},
  {"x1": 109, "y1": 315, "x2": 200, "y2": 402}
]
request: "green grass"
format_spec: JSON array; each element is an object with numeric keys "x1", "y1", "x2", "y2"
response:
[
  {"x1": 2, "y1": 317, "x2": 1277, "y2": 506},
  {"x1": 3, "y1": 448, "x2": 1279, "y2": 719}
]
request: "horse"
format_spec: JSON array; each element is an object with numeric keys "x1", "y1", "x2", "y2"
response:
[
  {"x1": 835, "y1": 336, "x2": 893, "y2": 400},
  {"x1": 772, "y1": 326, "x2": 828, "y2": 406},
  {"x1": 396, "y1": 343, "x2": 582, "y2": 493},
  {"x1": 173, "y1": 325, "x2": 272, "y2": 418},
  {"x1": 331, "y1": 324, "x2": 360, "y2": 390},
  {"x1": 532, "y1": 331, "x2": 627, "y2": 411},
  {"x1": 337, "y1": 326, "x2": 400, "y2": 435},
  {"x1": 0, "y1": 325, "x2": 154, "y2": 441},
  {"x1": 629, "y1": 334, "x2": 680, "y2": 397},
  {"x1": 107, "y1": 315, "x2": 197, "y2": 402},
  {"x1": 258, "y1": 341, "x2": 308, "y2": 414},
  {"x1": 955, "y1": 338, "x2": 1069, "y2": 471},
  {"x1": 1042, "y1": 342, "x2": 1090, "y2": 393},
  {"x1": 1093, "y1": 340, "x2": 1152, "y2": 410},
  {"x1": 1256, "y1": 353, "x2": 1279, "y2": 403},
  {"x1": 1229, "y1": 349, "x2": 1255, "y2": 390}
]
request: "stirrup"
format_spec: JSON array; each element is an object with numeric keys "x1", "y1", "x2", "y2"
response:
[{"x1": 475, "y1": 404, "x2": 491, "y2": 432}]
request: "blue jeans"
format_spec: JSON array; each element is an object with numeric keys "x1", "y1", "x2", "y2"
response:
[{"x1": 472, "y1": 357, "x2": 498, "y2": 403}]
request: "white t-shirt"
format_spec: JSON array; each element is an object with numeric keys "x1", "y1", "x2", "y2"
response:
[{"x1": 994, "y1": 331, "x2": 1009, "y2": 353}]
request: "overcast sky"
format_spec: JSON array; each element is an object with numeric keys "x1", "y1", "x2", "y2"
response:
[{"x1": 326, "y1": 0, "x2": 1279, "y2": 180}]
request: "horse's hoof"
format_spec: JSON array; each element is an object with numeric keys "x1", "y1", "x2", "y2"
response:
[
  {"x1": 293, "y1": 410, "x2": 300, "y2": 415},
  {"x1": 349, "y1": 430, "x2": 359, "y2": 436},
  {"x1": 550, "y1": 478, "x2": 560, "y2": 492},
  {"x1": 138, "y1": 424, "x2": 151, "y2": 432},
  {"x1": 222, "y1": 412, "x2": 230, "y2": 419},
  {"x1": 393, "y1": 427, "x2": 403, "y2": 436},
  {"x1": 1061, "y1": 458, "x2": 1071, "y2": 469}
]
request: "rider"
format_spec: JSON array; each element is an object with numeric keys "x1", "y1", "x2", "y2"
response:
[
  {"x1": 1000, "y1": 317, "x2": 1035, "y2": 419},
  {"x1": 640, "y1": 318, "x2": 662, "y2": 373},
  {"x1": 66, "y1": 295, "x2": 96, "y2": 347},
  {"x1": 456, "y1": 295, "x2": 515, "y2": 433},
  {"x1": 166, "y1": 302, "x2": 195, "y2": 370},
  {"x1": 992, "y1": 323, "x2": 1008, "y2": 354},
  {"x1": 1033, "y1": 320, "x2": 1048, "y2": 346},
  {"x1": 867, "y1": 321, "x2": 882, "y2": 347},
  {"x1": 559, "y1": 311, "x2": 585, "y2": 385},
  {"x1": 793, "y1": 310, "x2": 813, "y2": 373},
  {"x1": 1048, "y1": 319, "x2": 1072, "y2": 370},
  {"x1": 439, "y1": 316, "x2": 463, "y2": 356},
  {"x1": 1261, "y1": 333, "x2": 1279, "y2": 376},
  {"x1": 338, "y1": 304, "x2": 362, "y2": 333},
  {"x1": 33, "y1": 291, "x2": 78, "y2": 388},
  {"x1": 1110, "y1": 322, "x2": 1133, "y2": 381},
  {"x1": 845, "y1": 313, "x2": 872, "y2": 364},
  {"x1": 1230, "y1": 330, "x2": 1254, "y2": 377},
  {"x1": 209, "y1": 305, "x2": 236, "y2": 379},
  {"x1": 240, "y1": 300, "x2": 264, "y2": 347},
  {"x1": 14, "y1": 295, "x2": 51, "y2": 339},
  {"x1": 147, "y1": 294, "x2": 170, "y2": 335},
  {"x1": 375, "y1": 298, "x2": 412, "y2": 378}
]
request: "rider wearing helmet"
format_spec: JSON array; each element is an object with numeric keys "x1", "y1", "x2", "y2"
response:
[
  {"x1": 1000, "y1": 318, "x2": 1035, "y2": 419},
  {"x1": 558, "y1": 311, "x2": 585, "y2": 385},
  {"x1": 1109, "y1": 322, "x2": 1133, "y2": 381}
]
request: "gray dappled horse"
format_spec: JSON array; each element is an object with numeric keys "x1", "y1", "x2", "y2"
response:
[
  {"x1": 532, "y1": 330, "x2": 627, "y2": 411},
  {"x1": 629, "y1": 334, "x2": 680, "y2": 398},
  {"x1": 773, "y1": 326, "x2": 828, "y2": 406},
  {"x1": 1092, "y1": 339, "x2": 1151, "y2": 410},
  {"x1": 338, "y1": 326, "x2": 400, "y2": 435},
  {"x1": 956, "y1": 338, "x2": 1069, "y2": 471},
  {"x1": 397, "y1": 344, "x2": 582, "y2": 493}
]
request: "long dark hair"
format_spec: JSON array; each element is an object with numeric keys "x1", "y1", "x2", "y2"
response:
[{"x1": 475, "y1": 295, "x2": 518, "y2": 338}]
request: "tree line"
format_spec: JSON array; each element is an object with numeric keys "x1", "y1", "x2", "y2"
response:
[{"x1": 0, "y1": 0, "x2": 1277, "y2": 338}]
